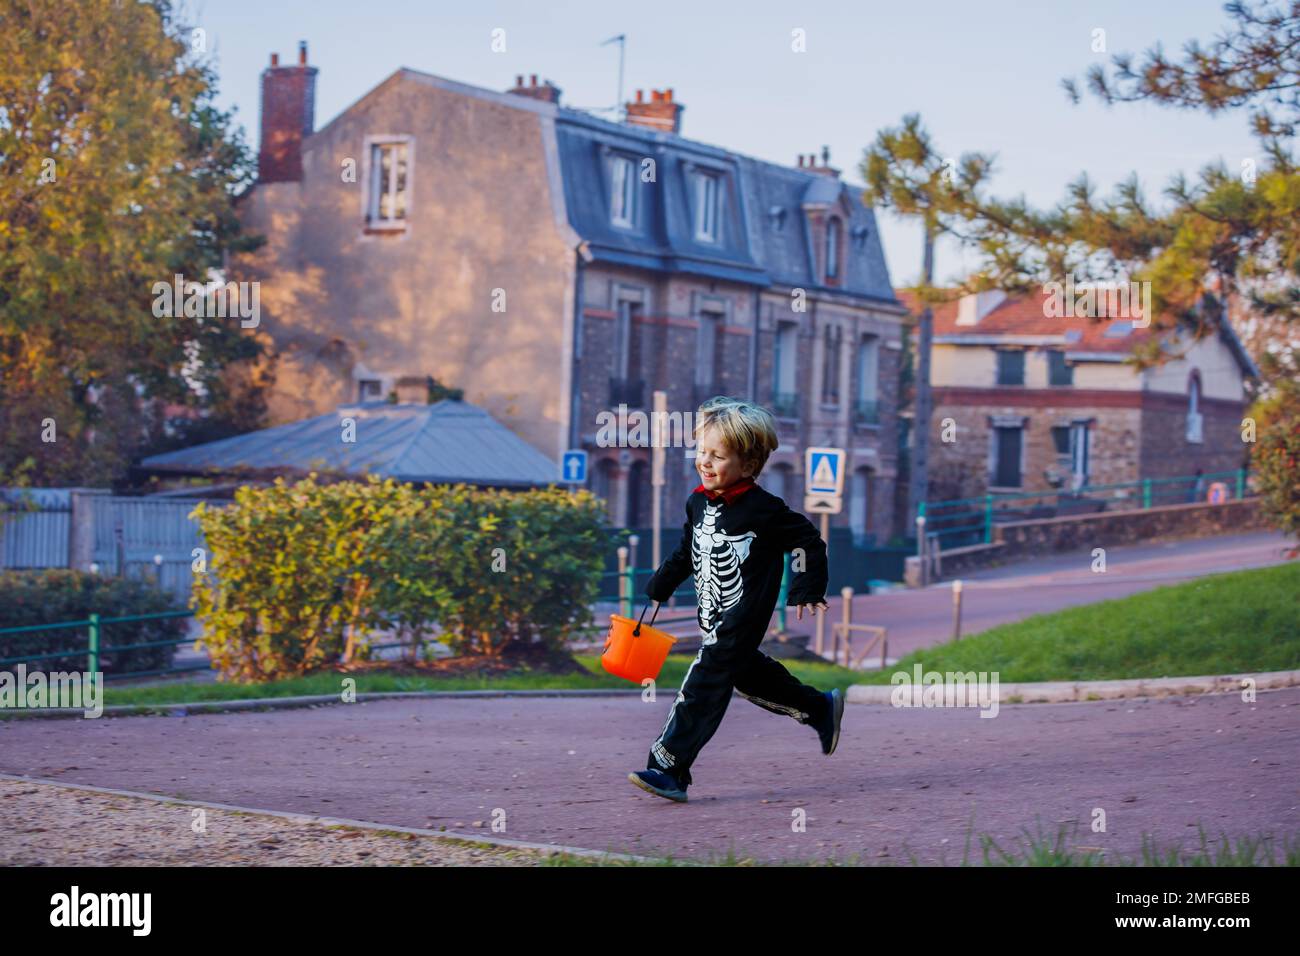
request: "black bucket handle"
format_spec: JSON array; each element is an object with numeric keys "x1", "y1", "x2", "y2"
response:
[{"x1": 632, "y1": 600, "x2": 660, "y2": 636}]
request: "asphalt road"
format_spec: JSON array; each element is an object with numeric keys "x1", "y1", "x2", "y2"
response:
[{"x1": 2, "y1": 687, "x2": 1297, "y2": 865}]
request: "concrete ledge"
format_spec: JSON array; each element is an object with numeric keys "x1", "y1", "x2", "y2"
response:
[{"x1": 846, "y1": 668, "x2": 1300, "y2": 705}]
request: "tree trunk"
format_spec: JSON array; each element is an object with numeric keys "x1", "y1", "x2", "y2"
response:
[{"x1": 907, "y1": 224, "x2": 936, "y2": 529}]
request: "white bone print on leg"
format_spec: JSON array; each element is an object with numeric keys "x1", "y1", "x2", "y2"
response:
[{"x1": 692, "y1": 501, "x2": 756, "y2": 645}]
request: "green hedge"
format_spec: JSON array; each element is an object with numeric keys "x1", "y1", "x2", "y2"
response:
[
  {"x1": 192, "y1": 475, "x2": 608, "y2": 682},
  {"x1": 0, "y1": 569, "x2": 184, "y2": 674}
]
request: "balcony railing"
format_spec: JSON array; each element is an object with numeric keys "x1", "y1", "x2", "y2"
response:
[
  {"x1": 608, "y1": 376, "x2": 645, "y2": 407},
  {"x1": 771, "y1": 391, "x2": 800, "y2": 418},
  {"x1": 854, "y1": 399, "x2": 880, "y2": 425}
]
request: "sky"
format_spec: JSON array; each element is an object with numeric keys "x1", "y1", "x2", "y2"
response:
[{"x1": 191, "y1": 0, "x2": 1261, "y2": 287}]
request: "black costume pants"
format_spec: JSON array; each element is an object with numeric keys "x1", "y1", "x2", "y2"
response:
[{"x1": 646, "y1": 622, "x2": 828, "y2": 787}]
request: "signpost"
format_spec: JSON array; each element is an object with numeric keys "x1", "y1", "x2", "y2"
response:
[
  {"x1": 803, "y1": 447, "x2": 845, "y2": 655},
  {"x1": 561, "y1": 449, "x2": 587, "y2": 496}
]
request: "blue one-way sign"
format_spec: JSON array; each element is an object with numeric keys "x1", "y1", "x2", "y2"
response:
[{"x1": 561, "y1": 449, "x2": 588, "y2": 484}]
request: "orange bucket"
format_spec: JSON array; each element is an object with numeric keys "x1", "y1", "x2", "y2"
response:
[{"x1": 601, "y1": 601, "x2": 677, "y2": 683}]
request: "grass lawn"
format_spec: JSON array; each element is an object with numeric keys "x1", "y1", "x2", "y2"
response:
[
  {"x1": 90, "y1": 653, "x2": 862, "y2": 709},
  {"x1": 854, "y1": 562, "x2": 1300, "y2": 685},
  {"x1": 20, "y1": 562, "x2": 1296, "y2": 711}
]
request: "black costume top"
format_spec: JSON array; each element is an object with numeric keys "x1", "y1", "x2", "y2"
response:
[{"x1": 643, "y1": 476, "x2": 829, "y2": 643}]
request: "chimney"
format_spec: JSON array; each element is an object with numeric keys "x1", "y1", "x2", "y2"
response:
[
  {"x1": 624, "y1": 88, "x2": 684, "y2": 134},
  {"x1": 507, "y1": 73, "x2": 562, "y2": 104},
  {"x1": 801, "y1": 147, "x2": 840, "y2": 178},
  {"x1": 394, "y1": 375, "x2": 435, "y2": 404},
  {"x1": 258, "y1": 41, "x2": 318, "y2": 183},
  {"x1": 956, "y1": 289, "x2": 1008, "y2": 326}
]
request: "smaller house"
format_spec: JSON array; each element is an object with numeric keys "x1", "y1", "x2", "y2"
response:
[
  {"x1": 139, "y1": 399, "x2": 561, "y2": 489},
  {"x1": 898, "y1": 287, "x2": 1258, "y2": 502}
]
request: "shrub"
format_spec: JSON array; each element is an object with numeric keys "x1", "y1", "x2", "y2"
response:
[
  {"x1": 0, "y1": 569, "x2": 184, "y2": 675},
  {"x1": 192, "y1": 475, "x2": 607, "y2": 682},
  {"x1": 1251, "y1": 382, "x2": 1300, "y2": 535}
]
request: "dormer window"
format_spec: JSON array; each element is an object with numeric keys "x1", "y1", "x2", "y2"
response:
[
  {"x1": 693, "y1": 170, "x2": 720, "y2": 242},
  {"x1": 825, "y1": 218, "x2": 842, "y2": 282},
  {"x1": 609, "y1": 155, "x2": 636, "y2": 228}
]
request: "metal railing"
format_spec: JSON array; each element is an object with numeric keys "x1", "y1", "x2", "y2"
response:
[
  {"x1": 0, "y1": 609, "x2": 203, "y2": 681},
  {"x1": 918, "y1": 468, "x2": 1252, "y2": 551}
]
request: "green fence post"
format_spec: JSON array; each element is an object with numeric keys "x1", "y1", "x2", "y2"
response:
[
  {"x1": 1142, "y1": 478, "x2": 1151, "y2": 509},
  {"x1": 983, "y1": 495, "x2": 993, "y2": 544},
  {"x1": 623, "y1": 562, "x2": 634, "y2": 619},
  {"x1": 87, "y1": 613, "x2": 99, "y2": 676},
  {"x1": 1236, "y1": 468, "x2": 1246, "y2": 500}
]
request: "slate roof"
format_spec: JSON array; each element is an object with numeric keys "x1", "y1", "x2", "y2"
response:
[
  {"x1": 553, "y1": 108, "x2": 899, "y2": 304},
  {"x1": 140, "y1": 401, "x2": 560, "y2": 488}
]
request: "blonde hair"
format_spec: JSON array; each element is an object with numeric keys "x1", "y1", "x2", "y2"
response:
[{"x1": 694, "y1": 396, "x2": 779, "y2": 478}]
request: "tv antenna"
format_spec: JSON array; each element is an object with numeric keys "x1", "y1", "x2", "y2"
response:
[{"x1": 601, "y1": 33, "x2": 626, "y2": 117}]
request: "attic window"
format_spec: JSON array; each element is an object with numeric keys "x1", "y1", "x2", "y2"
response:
[
  {"x1": 1104, "y1": 320, "x2": 1133, "y2": 338},
  {"x1": 850, "y1": 224, "x2": 869, "y2": 247},
  {"x1": 609, "y1": 155, "x2": 636, "y2": 228},
  {"x1": 825, "y1": 218, "x2": 841, "y2": 282},
  {"x1": 769, "y1": 205, "x2": 787, "y2": 231},
  {"x1": 692, "y1": 170, "x2": 721, "y2": 242}
]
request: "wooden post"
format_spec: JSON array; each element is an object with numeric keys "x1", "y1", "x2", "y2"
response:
[
  {"x1": 840, "y1": 586, "x2": 853, "y2": 668},
  {"x1": 952, "y1": 579, "x2": 963, "y2": 641}
]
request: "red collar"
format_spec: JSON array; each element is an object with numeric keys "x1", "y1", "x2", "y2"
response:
[{"x1": 694, "y1": 475, "x2": 756, "y2": 504}]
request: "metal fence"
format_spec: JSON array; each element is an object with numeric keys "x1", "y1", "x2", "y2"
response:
[
  {"x1": 0, "y1": 490, "x2": 218, "y2": 601},
  {"x1": 918, "y1": 468, "x2": 1252, "y2": 551}
]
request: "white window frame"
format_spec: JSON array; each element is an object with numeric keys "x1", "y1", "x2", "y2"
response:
[
  {"x1": 610, "y1": 155, "x2": 636, "y2": 228},
  {"x1": 1186, "y1": 373, "x2": 1204, "y2": 443},
  {"x1": 362, "y1": 135, "x2": 414, "y2": 231},
  {"x1": 693, "y1": 171, "x2": 720, "y2": 242}
]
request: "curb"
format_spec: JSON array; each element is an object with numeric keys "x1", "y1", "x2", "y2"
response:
[
  {"x1": 0, "y1": 687, "x2": 646, "y2": 721},
  {"x1": 0, "y1": 772, "x2": 662, "y2": 865},
  {"x1": 845, "y1": 668, "x2": 1300, "y2": 705}
]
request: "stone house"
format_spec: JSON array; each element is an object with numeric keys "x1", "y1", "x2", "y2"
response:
[
  {"x1": 898, "y1": 288, "x2": 1257, "y2": 502},
  {"x1": 236, "y1": 43, "x2": 908, "y2": 541}
]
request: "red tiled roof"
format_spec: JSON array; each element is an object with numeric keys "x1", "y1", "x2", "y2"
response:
[{"x1": 894, "y1": 288, "x2": 1160, "y2": 355}]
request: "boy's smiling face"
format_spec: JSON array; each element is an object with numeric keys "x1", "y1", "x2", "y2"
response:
[{"x1": 695, "y1": 423, "x2": 753, "y2": 493}]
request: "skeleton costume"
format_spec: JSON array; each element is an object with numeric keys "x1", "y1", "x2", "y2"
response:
[{"x1": 643, "y1": 474, "x2": 829, "y2": 787}]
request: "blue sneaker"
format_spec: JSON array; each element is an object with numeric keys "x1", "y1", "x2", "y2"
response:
[
  {"x1": 814, "y1": 688, "x2": 845, "y2": 755},
  {"x1": 628, "y1": 768, "x2": 688, "y2": 802}
]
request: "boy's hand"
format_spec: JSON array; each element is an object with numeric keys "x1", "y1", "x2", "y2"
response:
[{"x1": 794, "y1": 600, "x2": 830, "y2": 620}]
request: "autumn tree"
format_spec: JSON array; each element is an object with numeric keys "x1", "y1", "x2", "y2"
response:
[{"x1": 0, "y1": 0, "x2": 267, "y2": 486}]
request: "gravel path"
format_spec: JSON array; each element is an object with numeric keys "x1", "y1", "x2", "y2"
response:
[{"x1": 0, "y1": 776, "x2": 572, "y2": 866}]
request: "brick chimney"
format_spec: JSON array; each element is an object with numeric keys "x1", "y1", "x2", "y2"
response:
[
  {"x1": 624, "y1": 89, "x2": 683, "y2": 134},
  {"x1": 507, "y1": 73, "x2": 562, "y2": 104},
  {"x1": 258, "y1": 40, "x2": 318, "y2": 183},
  {"x1": 798, "y1": 146, "x2": 840, "y2": 178},
  {"x1": 394, "y1": 375, "x2": 435, "y2": 404}
]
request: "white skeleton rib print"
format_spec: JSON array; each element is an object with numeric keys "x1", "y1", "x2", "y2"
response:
[{"x1": 691, "y1": 501, "x2": 757, "y2": 645}]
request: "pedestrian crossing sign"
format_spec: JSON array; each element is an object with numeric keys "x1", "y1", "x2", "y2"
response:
[{"x1": 804, "y1": 447, "x2": 845, "y2": 497}]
